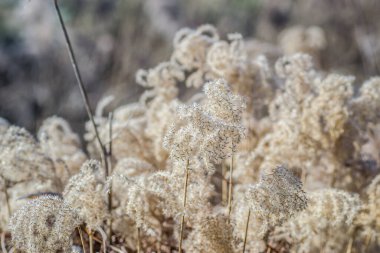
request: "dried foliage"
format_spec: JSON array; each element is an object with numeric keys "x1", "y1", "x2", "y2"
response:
[
  {"x1": 63, "y1": 160, "x2": 107, "y2": 231},
  {"x1": 1, "y1": 22, "x2": 380, "y2": 253},
  {"x1": 9, "y1": 195, "x2": 81, "y2": 253}
]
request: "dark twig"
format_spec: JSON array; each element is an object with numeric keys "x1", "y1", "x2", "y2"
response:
[
  {"x1": 107, "y1": 112, "x2": 114, "y2": 243},
  {"x1": 228, "y1": 154, "x2": 234, "y2": 217},
  {"x1": 53, "y1": 0, "x2": 109, "y2": 178},
  {"x1": 77, "y1": 227, "x2": 87, "y2": 253}
]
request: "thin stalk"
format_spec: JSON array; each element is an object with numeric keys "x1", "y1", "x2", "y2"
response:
[
  {"x1": 97, "y1": 227, "x2": 108, "y2": 253},
  {"x1": 137, "y1": 227, "x2": 141, "y2": 253},
  {"x1": 301, "y1": 168, "x2": 307, "y2": 185},
  {"x1": 88, "y1": 229, "x2": 94, "y2": 253},
  {"x1": 107, "y1": 112, "x2": 114, "y2": 243},
  {"x1": 92, "y1": 236, "x2": 126, "y2": 253},
  {"x1": 346, "y1": 237, "x2": 353, "y2": 253},
  {"x1": 242, "y1": 209, "x2": 251, "y2": 253},
  {"x1": 222, "y1": 163, "x2": 227, "y2": 205},
  {"x1": 178, "y1": 159, "x2": 190, "y2": 253},
  {"x1": 1, "y1": 232, "x2": 7, "y2": 253},
  {"x1": 157, "y1": 222, "x2": 163, "y2": 253},
  {"x1": 364, "y1": 233, "x2": 372, "y2": 251},
  {"x1": 53, "y1": 0, "x2": 109, "y2": 177},
  {"x1": 77, "y1": 227, "x2": 87, "y2": 253},
  {"x1": 227, "y1": 154, "x2": 234, "y2": 217}
]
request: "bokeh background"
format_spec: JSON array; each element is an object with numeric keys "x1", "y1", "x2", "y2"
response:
[{"x1": 1, "y1": 0, "x2": 380, "y2": 134}]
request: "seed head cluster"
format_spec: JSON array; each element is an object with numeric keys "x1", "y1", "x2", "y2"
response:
[{"x1": 2, "y1": 23, "x2": 380, "y2": 253}]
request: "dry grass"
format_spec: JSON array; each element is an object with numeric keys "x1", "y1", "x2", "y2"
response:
[{"x1": 1, "y1": 1, "x2": 380, "y2": 253}]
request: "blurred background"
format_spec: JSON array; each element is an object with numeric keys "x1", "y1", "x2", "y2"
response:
[{"x1": 0, "y1": 0, "x2": 380, "y2": 134}]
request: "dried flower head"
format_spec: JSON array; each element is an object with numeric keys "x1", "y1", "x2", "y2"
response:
[
  {"x1": 136, "y1": 61, "x2": 185, "y2": 99},
  {"x1": 63, "y1": 160, "x2": 107, "y2": 230},
  {"x1": 274, "y1": 189, "x2": 361, "y2": 252},
  {"x1": 85, "y1": 99, "x2": 150, "y2": 163},
  {"x1": 0, "y1": 126, "x2": 55, "y2": 183},
  {"x1": 0, "y1": 126, "x2": 63, "y2": 230},
  {"x1": 203, "y1": 79, "x2": 245, "y2": 125},
  {"x1": 110, "y1": 158, "x2": 161, "y2": 235},
  {"x1": 148, "y1": 170, "x2": 213, "y2": 219},
  {"x1": 9, "y1": 195, "x2": 81, "y2": 253},
  {"x1": 171, "y1": 24, "x2": 219, "y2": 88},
  {"x1": 164, "y1": 79, "x2": 246, "y2": 169},
  {"x1": 38, "y1": 116, "x2": 86, "y2": 176},
  {"x1": 351, "y1": 77, "x2": 380, "y2": 129},
  {"x1": 163, "y1": 124, "x2": 199, "y2": 162},
  {"x1": 185, "y1": 214, "x2": 235, "y2": 253},
  {"x1": 245, "y1": 166, "x2": 307, "y2": 236},
  {"x1": 356, "y1": 174, "x2": 380, "y2": 245}
]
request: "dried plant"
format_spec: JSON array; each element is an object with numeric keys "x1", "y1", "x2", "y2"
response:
[
  {"x1": 38, "y1": 116, "x2": 87, "y2": 181},
  {"x1": 184, "y1": 214, "x2": 235, "y2": 253},
  {"x1": 2, "y1": 13, "x2": 380, "y2": 253},
  {"x1": 236, "y1": 165, "x2": 307, "y2": 246},
  {"x1": 0, "y1": 126, "x2": 59, "y2": 229},
  {"x1": 9, "y1": 195, "x2": 81, "y2": 253},
  {"x1": 248, "y1": 166, "x2": 307, "y2": 226},
  {"x1": 63, "y1": 160, "x2": 107, "y2": 231},
  {"x1": 273, "y1": 189, "x2": 361, "y2": 253},
  {"x1": 356, "y1": 174, "x2": 380, "y2": 249}
]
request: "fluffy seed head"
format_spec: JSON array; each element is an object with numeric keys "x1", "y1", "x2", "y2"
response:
[
  {"x1": 9, "y1": 195, "x2": 81, "y2": 253},
  {"x1": 63, "y1": 160, "x2": 107, "y2": 230},
  {"x1": 245, "y1": 166, "x2": 308, "y2": 234}
]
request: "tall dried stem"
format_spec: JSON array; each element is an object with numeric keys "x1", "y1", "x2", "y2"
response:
[
  {"x1": 107, "y1": 112, "x2": 114, "y2": 243},
  {"x1": 227, "y1": 154, "x2": 234, "y2": 217},
  {"x1": 77, "y1": 227, "x2": 87, "y2": 253},
  {"x1": 242, "y1": 209, "x2": 250, "y2": 253},
  {"x1": 53, "y1": 0, "x2": 109, "y2": 178},
  {"x1": 1, "y1": 232, "x2": 7, "y2": 253},
  {"x1": 364, "y1": 233, "x2": 372, "y2": 252},
  {"x1": 222, "y1": 163, "x2": 228, "y2": 205},
  {"x1": 346, "y1": 237, "x2": 353, "y2": 253},
  {"x1": 137, "y1": 227, "x2": 141, "y2": 253},
  {"x1": 178, "y1": 159, "x2": 190, "y2": 253},
  {"x1": 97, "y1": 227, "x2": 108, "y2": 253},
  {"x1": 88, "y1": 229, "x2": 94, "y2": 253}
]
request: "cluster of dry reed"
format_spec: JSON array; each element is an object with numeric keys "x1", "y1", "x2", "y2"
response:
[{"x1": 1, "y1": 1, "x2": 380, "y2": 253}]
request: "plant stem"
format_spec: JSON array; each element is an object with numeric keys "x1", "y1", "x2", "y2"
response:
[
  {"x1": 92, "y1": 235, "x2": 125, "y2": 253},
  {"x1": 107, "y1": 112, "x2": 114, "y2": 244},
  {"x1": 227, "y1": 154, "x2": 234, "y2": 217},
  {"x1": 1, "y1": 232, "x2": 7, "y2": 253},
  {"x1": 137, "y1": 227, "x2": 141, "y2": 253},
  {"x1": 97, "y1": 227, "x2": 107, "y2": 253},
  {"x1": 89, "y1": 229, "x2": 94, "y2": 253},
  {"x1": 364, "y1": 233, "x2": 372, "y2": 251},
  {"x1": 242, "y1": 209, "x2": 250, "y2": 253},
  {"x1": 346, "y1": 237, "x2": 353, "y2": 253},
  {"x1": 53, "y1": 0, "x2": 109, "y2": 177},
  {"x1": 77, "y1": 227, "x2": 87, "y2": 253},
  {"x1": 301, "y1": 168, "x2": 307, "y2": 185},
  {"x1": 222, "y1": 163, "x2": 227, "y2": 205},
  {"x1": 178, "y1": 159, "x2": 190, "y2": 253}
]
